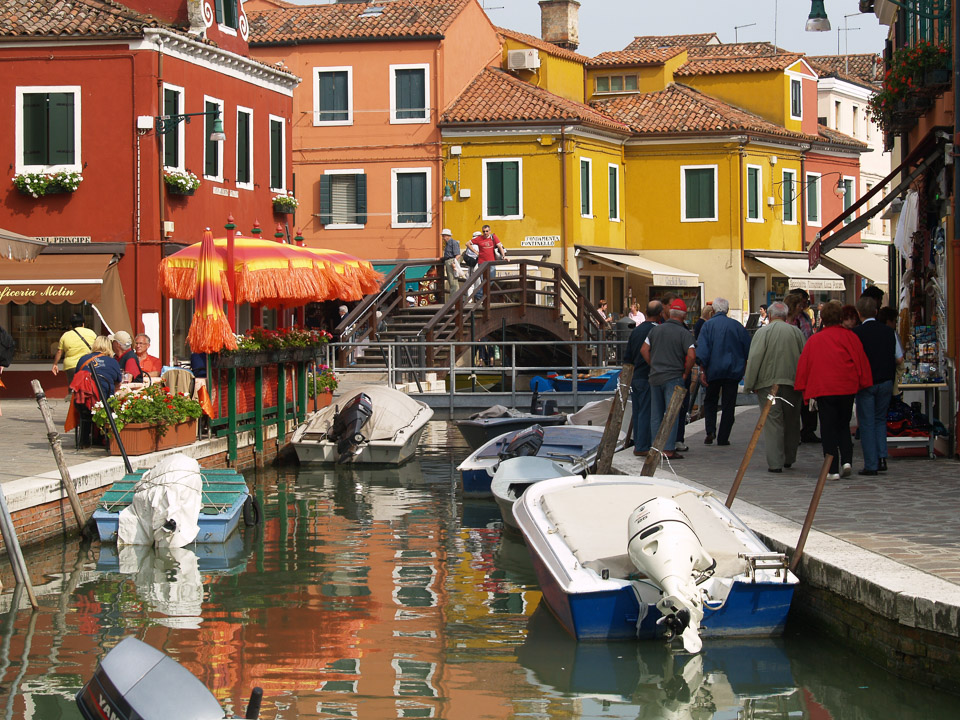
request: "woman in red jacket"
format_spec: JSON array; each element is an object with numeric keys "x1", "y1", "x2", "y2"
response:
[{"x1": 795, "y1": 300, "x2": 873, "y2": 480}]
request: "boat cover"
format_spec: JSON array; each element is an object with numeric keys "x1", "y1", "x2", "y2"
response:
[
  {"x1": 567, "y1": 396, "x2": 632, "y2": 432},
  {"x1": 117, "y1": 454, "x2": 203, "y2": 548},
  {"x1": 469, "y1": 405, "x2": 522, "y2": 419},
  {"x1": 117, "y1": 545, "x2": 203, "y2": 629},
  {"x1": 304, "y1": 385, "x2": 430, "y2": 441}
]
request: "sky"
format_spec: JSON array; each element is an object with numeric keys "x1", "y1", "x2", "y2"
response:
[{"x1": 287, "y1": 1, "x2": 890, "y2": 58}]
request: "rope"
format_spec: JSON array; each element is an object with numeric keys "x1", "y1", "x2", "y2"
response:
[
  {"x1": 767, "y1": 393, "x2": 795, "y2": 408},
  {"x1": 647, "y1": 446, "x2": 679, "y2": 477}
]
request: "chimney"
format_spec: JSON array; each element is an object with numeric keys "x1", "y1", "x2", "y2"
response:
[{"x1": 539, "y1": 0, "x2": 580, "y2": 51}]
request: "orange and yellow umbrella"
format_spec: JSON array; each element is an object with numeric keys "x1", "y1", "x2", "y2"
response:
[
  {"x1": 187, "y1": 229, "x2": 238, "y2": 354},
  {"x1": 289, "y1": 244, "x2": 382, "y2": 301}
]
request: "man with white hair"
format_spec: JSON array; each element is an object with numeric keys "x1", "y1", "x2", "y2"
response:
[
  {"x1": 110, "y1": 330, "x2": 143, "y2": 383},
  {"x1": 441, "y1": 228, "x2": 465, "y2": 294},
  {"x1": 742, "y1": 301, "x2": 806, "y2": 472},
  {"x1": 695, "y1": 297, "x2": 752, "y2": 446}
]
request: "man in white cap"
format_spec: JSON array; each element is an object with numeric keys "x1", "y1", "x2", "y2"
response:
[
  {"x1": 440, "y1": 228, "x2": 464, "y2": 295},
  {"x1": 110, "y1": 330, "x2": 143, "y2": 383}
]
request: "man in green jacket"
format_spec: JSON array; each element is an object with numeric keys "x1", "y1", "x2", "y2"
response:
[{"x1": 742, "y1": 301, "x2": 806, "y2": 473}]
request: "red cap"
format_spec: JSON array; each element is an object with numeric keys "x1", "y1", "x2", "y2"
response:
[{"x1": 669, "y1": 298, "x2": 688, "y2": 313}]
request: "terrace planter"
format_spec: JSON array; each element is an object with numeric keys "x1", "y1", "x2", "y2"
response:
[{"x1": 108, "y1": 419, "x2": 198, "y2": 456}]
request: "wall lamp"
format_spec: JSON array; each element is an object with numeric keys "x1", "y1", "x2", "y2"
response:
[
  {"x1": 155, "y1": 110, "x2": 225, "y2": 142},
  {"x1": 805, "y1": 0, "x2": 831, "y2": 32}
]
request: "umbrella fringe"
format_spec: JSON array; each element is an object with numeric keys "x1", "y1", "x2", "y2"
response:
[{"x1": 188, "y1": 311, "x2": 238, "y2": 354}]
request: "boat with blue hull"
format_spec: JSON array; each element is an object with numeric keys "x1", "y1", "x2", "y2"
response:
[{"x1": 514, "y1": 474, "x2": 797, "y2": 649}]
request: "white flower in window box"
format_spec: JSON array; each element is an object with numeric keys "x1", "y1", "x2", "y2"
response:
[
  {"x1": 163, "y1": 169, "x2": 201, "y2": 195},
  {"x1": 12, "y1": 170, "x2": 83, "y2": 198},
  {"x1": 272, "y1": 193, "x2": 299, "y2": 213}
]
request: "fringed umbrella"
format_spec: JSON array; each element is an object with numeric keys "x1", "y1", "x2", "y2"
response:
[
  {"x1": 186, "y1": 229, "x2": 238, "y2": 354},
  {"x1": 289, "y1": 245, "x2": 382, "y2": 301}
]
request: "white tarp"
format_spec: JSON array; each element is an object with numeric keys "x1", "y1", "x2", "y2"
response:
[
  {"x1": 118, "y1": 545, "x2": 203, "y2": 629},
  {"x1": 117, "y1": 453, "x2": 203, "y2": 548}
]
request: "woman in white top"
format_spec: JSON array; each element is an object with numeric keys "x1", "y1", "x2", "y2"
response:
[{"x1": 628, "y1": 302, "x2": 645, "y2": 325}]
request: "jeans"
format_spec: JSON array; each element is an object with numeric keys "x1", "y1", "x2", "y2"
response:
[
  {"x1": 817, "y1": 394, "x2": 855, "y2": 474},
  {"x1": 631, "y1": 377, "x2": 652, "y2": 452},
  {"x1": 650, "y1": 376, "x2": 684, "y2": 453},
  {"x1": 856, "y1": 380, "x2": 893, "y2": 471},
  {"x1": 704, "y1": 378, "x2": 739, "y2": 443}
]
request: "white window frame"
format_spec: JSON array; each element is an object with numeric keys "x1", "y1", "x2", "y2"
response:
[
  {"x1": 268, "y1": 114, "x2": 286, "y2": 193},
  {"x1": 217, "y1": 0, "x2": 239, "y2": 36},
  {"x1": 594, "y1": 74, "x2": 639, "y2": 94},
  {"x1": 608, "y1": 163, "x2": 621, "y2": 221},
  {"x1": 680, "y1": 164, "x2": 718, "y2": 223},
  {"x1": 806, "y1": 171, "x2": 821, "y2": 226},
  {"x1": 481, "y1": 157, "x2": 523, "y2": 221},
  {"x1": 203, "y1": 95, "x2": 224, "y2": 183},
  {"x1": 391, "y1": 166, "x2": 432, "y2": 229},
  {"x1": 842, "y1": 174, "x2": 857, "y2": 225},
  {"x1": 235, "y1": 106, "x2": 254, "y2": 191},
  {"x1": 15, "y1": 85, "x2": 83, "y2": 174},
  {"x1": 159, "y1": 83, "x2": 185, "y2": 172},
  {"x1": 313, "y1": 66, "x2": 353, "y2": 126},
  {"x1": 324, "y1": 168, "x2": 365, "y2": 230},
  {"x1": 389, "y1": 63, "x2": 430, "y2": 125},
  {"x1": 580, "y1": 157, "x2": 593, "y2": 218},
  {"x1": 790, "y1": 77, "x2": 802, "y2": 120},
  {"x1": 782, "y1": 169, "x2": 797, "y2": 225},
  {"x1": 746, "y1": 163, "x2": 763, "y2": 223}
]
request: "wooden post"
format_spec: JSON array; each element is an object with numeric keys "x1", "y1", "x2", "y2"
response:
[
  {"x1": 725, "y1": 383, "x2": 779, "y2": 508},
  {"x1": 0, "y1": 487, "x2": 38, "y2": 609},
  {"x1": 595, "y1": 364, "x2": 633, "y2": 474},
  {"x1": 30, "y1": 380, "x2": 86, "y2": 532},
  {"x1": 790, "y1": 454, "x2": 833, "y2": 573},
  {"x1": 640, "y1": 384, "x2": 687, "y2": 477}
]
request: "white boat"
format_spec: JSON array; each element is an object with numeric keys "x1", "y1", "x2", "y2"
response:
[
  {"x1": 292, "y1": 384, "x2": 433, "y2": 465},
  {"x1": 490, "y1": 456, "x2": 576, "y2": 531},
  {"x1": 514, "y1": 474, "x2": 797, "y2": 650}
]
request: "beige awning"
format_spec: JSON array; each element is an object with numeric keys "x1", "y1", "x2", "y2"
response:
[
  {"x1": 578, "y1": 250, "x2": 699, "y2": 287},
  {"x1": 824, "y1": 247, "x2": 888, "y2": 284},
  {"x1": 753, "y1": 255, "x2": 845, "y2": 292},
  {"x1": 0, "y1": 254, "x2": 114, "y2": 304},
  {"x1": 0, "y1": 227, "x2": 46, "y2": 262}
]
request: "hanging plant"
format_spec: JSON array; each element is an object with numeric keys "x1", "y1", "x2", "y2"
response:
[
  {"x1": 12, "y1": 170, "x2": 83, "y2": 198},
  {"x1": 272, "y1": 193, "x2": 299, "y2": 212},
  {"x1": 868, "y1": 41, "x2": 951, "y2": 134}
]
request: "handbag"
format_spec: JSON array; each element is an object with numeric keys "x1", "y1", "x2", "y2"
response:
[{"x1": 462, "y1": 248, "x2": 478, "y2": 268}]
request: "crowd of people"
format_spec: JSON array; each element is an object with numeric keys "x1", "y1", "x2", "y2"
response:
[{"x1": 624, "y1": 286, "x2": 901, "y2": 480}]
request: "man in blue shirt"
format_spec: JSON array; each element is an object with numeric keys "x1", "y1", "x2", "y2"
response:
[
  {"x1": 696, "y1": 297, "x2": 752, "y2": 446},
  {"x1": 622, "y1": 301, "x2": 663, "y2": 456}
]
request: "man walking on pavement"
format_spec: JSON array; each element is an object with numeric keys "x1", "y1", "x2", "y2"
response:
[
  {"x1": 623, "y1": 300, "x2": 663, "y2": 457},
  {"x1": 696, "y1": 297, "x2": 752, "y2": 446},
  {"x1": 640, "y1": 298, "x2": 695, "y2": 460},
  {"x1": 742, "y1": 301, "x2": 805, "y2": 473}
]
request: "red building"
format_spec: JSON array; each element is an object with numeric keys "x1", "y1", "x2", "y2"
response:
[{"x1": 0, "y1": 0, "x2": 298, "y2": 397}]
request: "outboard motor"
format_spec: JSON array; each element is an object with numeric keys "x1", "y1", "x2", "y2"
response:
[
  {"x1": 498, "y1": 424, "x2": 544, "y2": 461},
  {"x1": 627, "y1": 497, "x2": 715, "y2": 653},
  {"x1": 529, "y1": 388, "x2": 542, "y2": 415},
  {"x1": 543, "y1": 399, "x2": 559, "y2": 416},
  {"x1": 330, "y1": 392, "x2": 374, "y2": 463}
]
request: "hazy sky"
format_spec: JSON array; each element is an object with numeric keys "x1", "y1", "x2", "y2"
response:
[{"x1": 285, "y1": 1, "x2": 890, "y2": 58}]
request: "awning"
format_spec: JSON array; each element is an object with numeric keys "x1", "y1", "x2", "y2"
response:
[
  {"x1": 824, "y1": 247, "x2": 888, "y2": 284},
  {"x1": 752, "y1": 255, "x2": 846, "y2": 291},
  {"x1": 0, "y1": 227, "x2": 46, "y2": 262},
  {"x1": 0, "y1": 253, "x2": 114, "y2": 304},
  {"x1": 577, "y1": 249, "x2": 699, "y2": 287}
]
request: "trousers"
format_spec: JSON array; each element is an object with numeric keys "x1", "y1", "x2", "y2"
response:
[
  {"x1": 757, "y1": 384, "x2": 802, "y2": 470},
  {"x1": 817, "y1": 394, "x2": 855, "y2": 474},
  {"x1": 856, "y1": 380, "x2": 893, "y2": 471},
  {"x1": 704, "y1": 378, "x2": 739, "y2": 443}
]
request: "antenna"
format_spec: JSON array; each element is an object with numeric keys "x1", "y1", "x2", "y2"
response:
[
  {"x1": 481, "y1": 1, "x2": 504, "y2": 9},
  {"x1": 734, "y1": 22, "x2": 757, "y2": 43}
]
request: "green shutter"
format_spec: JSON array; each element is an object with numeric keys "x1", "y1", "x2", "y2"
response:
[
  {"x1": 22, "y1": 93, "x2": 47, "y2": 164},
  {"x1": 580, "y1": 160, "x2": 590, "y2": 215},
  {"x1": 49, "y1": 93, "x2": 75, "y2": 165},
  {"x1": 270, "y1": 120, "x2": 282, "y2": 189},
  {"x1": 204, "y1": 102, "x2": 218, "y2": 177},
  {"x1": 747, "y1": 167, "x2": 759, "y2": 219},
  {"x1": 319, "y1": 175, "x2": 332, "y2": 225},
  {"x1": 843, "y1": 179, "x2": 854, "y2": 224},
  {"x1": 237, "y1": 112, "x2": 250, "y2": 184},
  {"x1": 214, "y1": 0, "x2": 224, "y2": 24},
  {"x1": 319, "y1": 71, "x2": 348, "y2": 122},
  {"x1": 807, "y1": 176, "x2": 819, "y2": 222},
  {"x1": 398, "y1": 173, "x2": 426, "y2": 223},
  {"x1": 685, "y1": 168, "x2": 714, "y2": 219},
  {"x1": 608, "y1": 166, "x2": 618, "y2": 218},
  {"x1": 355, "y1": 174, "x2": 367, "y2": 224},
  {"x1": 223, "y1": 0, "x2": 237, "y2": 28},
  {"x1": 486, "y1": 162, "x2": 503, "y2": 217},
  {"x1": 792, "y1": 80, "x2": 801, "y2": 117},
  {"x1": 163, "y1": 89, "x2": 179, "y2": 168},
  {"x1": 502, "y1": 161, "x2": 519, "y2": 216},
  {"x1": 395, "y1": 69, "x2": 425, "y2": 120}
]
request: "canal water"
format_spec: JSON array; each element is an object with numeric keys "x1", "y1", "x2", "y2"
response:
[{"x1": 1, "y1": 421, "x2": 957, "y2": 719}]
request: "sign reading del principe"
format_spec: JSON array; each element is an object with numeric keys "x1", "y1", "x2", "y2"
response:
[{"x1": 521, "y1": 235, "x2": 560, "y2": 247}]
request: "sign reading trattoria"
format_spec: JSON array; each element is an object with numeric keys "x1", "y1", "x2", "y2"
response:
[
  {"x1": 33, "y1": 236, "x2": 92, "y2": 244},
  {"x1": 521, "y1": 236, "x2": 560, "y2": 247},
  {"x1": 0, "y1": 285, "x2": 78, "y2": 302}
]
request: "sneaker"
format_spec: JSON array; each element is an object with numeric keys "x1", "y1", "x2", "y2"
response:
[
  {"x1": 841, "y1": 463, "x2": 852, "y2": 478},
  {"x1": 826, "y1": 472, "x2": 840, "y2": 480},
  {"x1": 674, "y1": 442, "x2": 689, "y2": 452},
  {"x1": 704, "y1": 434, "x2": 715, "y2": 445}
]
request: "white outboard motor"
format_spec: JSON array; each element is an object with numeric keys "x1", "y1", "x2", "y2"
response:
[{"x1": 627, "y1": 497, "x2": 715, "y2": 653}]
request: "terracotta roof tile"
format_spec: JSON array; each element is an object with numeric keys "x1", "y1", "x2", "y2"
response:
[
  {"x1": 0, "y1": 0, "x2": 155, "y2": 39},
  {"x1": 249, "y1": 0, "x2": 471, "y2": 45},
  {"x1": 808, "y1": 53, "x2": 882, "y2": 86},
  {"x1": 676, "y1": 52, "x2": 804, "y2": 77},
  {"x1": 441, "y1": 67, "x2": 630, "y2": 134},
  {"x1": 817, "y1": 123, "x2": 869, "y2": 149},
  {"x1": 685, "y1": 41, "x2": 787, "y2": 58},
  {"x1": 587, "y1": 47, "x2": 685, "y2": 68},
  {"x1": 625, "y1": 33, "x2": 719, "y2": 50},
  {"x1": 496, "y1": 26, "x2": 590, "y2": 64}
]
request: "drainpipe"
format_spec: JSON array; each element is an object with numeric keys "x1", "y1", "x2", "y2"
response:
[
  {"x1": 737, "y1": 138, "x2": 748, "y2": 303},
  {"x1": 953, "y1": 6, "x2": 960, "y2": 455},
  {"x1": 560, "y1": 126, "x2": 569, "y2": 273},
  {"x1": 800, "y1": 144, "x2": 810, "y2": 250}
]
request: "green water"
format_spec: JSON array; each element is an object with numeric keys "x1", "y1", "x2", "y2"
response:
[{"x1": 0, "y1": 421, "x2": 955, "y2": 719}]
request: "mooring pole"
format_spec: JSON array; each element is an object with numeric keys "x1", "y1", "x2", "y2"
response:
[
  {"x1": 595, "y1": 364, "x2": 633, "y2": 474},
  {"x1": 31, "y1": 381, "x2": 86, "y2": 532},
  {"x1": 725, "y1": 384, "x2": 780, "y2": 508},
  {"x1": 640, "y1": 384, "x2": 687, "y2": 477},
  {"x1": 790, "y1": 454, "x2": 833, "y2": 573},
  {"x1": 0, "y1": 489, "x2": 37, "y2": 610}
]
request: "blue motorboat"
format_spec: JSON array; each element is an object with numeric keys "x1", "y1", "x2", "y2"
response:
[{"x1": 531, "y1": 369, "x2": 620, "y2": 393}]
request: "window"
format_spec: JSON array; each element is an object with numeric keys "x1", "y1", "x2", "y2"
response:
[
  {"x1": 580, "y1": 158, "x2": 592, "y2": 217},
  {"x1": 806, "y1": 172, "x2": 821, "y2": 225},
  {"x1": 319, "y1": 170, "x2": 367, "y2": 228},
  {"x1": 17, "y1": 86, "x2": 81, "y2": 172},
  {"x1": 852, "y1": 105, "x2": 860, "y2": 137},
  {"x1": 842, "y1": 177, "x2": 855, "y2": 225},
  {"x1": 203, "y1": 97, "x2": 224, "y2": 182},
  {"x1": 161, "y1": 84, "x2": 184, "y2": 170},
  {"x1": 314, "y1": 67, "x2": 352, "y2": 125},
  {"x1": 392, "y1": 168, "x2": 431, "y2": 227},
  {"x1": 681, "y1": 165, "x2": 717, "y2": 222},
  {"x1": 782, "y1": 169, "x2": 796, "y2": 224},
  {"x1": 269, "y1": 115, "x2": 285, "y2": 191},
  {"x1": 608, "y1": 163, "x2": 620, "y2": 221},
  {"x1": 236, "y1": 107, "x2": 253, "y2": 189},
  {"x1": 390, "y1": 64, "x2": 429, "y2": 123},
  {"x1": 215, "y1": 0, "x2": 238, "y2": 31},
  {"x1": 865, "y1": 182, "x2": 875, "y2": 233},
  {"x1": 483, "y1": 159, "x2": 522, "y2": 219},
  {"x1": 746, "y1": 165, "x2": 762, "y2": 221},
  {"x1": 595, "y1": 74, "x2": 638, "y2": 94},
  {"x1": 790, "y1": 78, "x2": 802, "y2": 119},
  {"x1": 834, "y1": 100, "x2": 842, "y2": 130}
]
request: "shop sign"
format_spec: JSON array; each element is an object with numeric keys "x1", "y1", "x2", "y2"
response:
[
  {"x1": 0, "y1": 285, "x2": 79, "y2": 302},
  {"x1": 212, "y1": 187, "x2": 239, "y2": 198},
  {"x1": 521, "y1": 236, "x2": 559, "y2": 247},
  {"x1": 790, "y1": 278, "x2": 845, "y2": 292},
  {"x1": 34, "y1": 236, "x2": 91, "y2": 244}
]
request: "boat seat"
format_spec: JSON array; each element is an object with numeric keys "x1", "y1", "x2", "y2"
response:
[{"x1": 541, "y1": 481, "x2": 749, "y2": 579}]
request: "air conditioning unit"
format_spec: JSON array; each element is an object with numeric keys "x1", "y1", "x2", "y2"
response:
[{"x1": 507, "y1": 49, "x2": 541, "y2": 71}]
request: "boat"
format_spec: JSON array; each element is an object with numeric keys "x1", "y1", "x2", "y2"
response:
[
  {"x1": 96, "y1": 530, "x2": 250, "y2": 574},
  {"x1": 514, "y1": 474, "x2": 797, "y2": 650},
  {"x1": 566, "y1": 395, "x2": 632, "y2": 436},
  {"x1": 291, "y1": 384, "x2": 433, "y2": 464},
  {"x1": 491, "y1": 456, "x2": 576, "y2": 531},
  {"x1": 456, "y1": 397, "x2": 567, "y2": 450},
  {"x1": 456, "y1": 423, "x2": 625, "y2": 497},
  {"x1": 92, "y1": 460, "x2": 251, "y2": 545},
  {"x1": 538, "y1": 369, "x2": 620, "y2": 392}
]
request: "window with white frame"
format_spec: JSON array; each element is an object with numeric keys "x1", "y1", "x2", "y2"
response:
[
  {"x1": 746, "y1": 164, "x2": 762, "y2": 222},
  {"x1": 608, "y1": 163, "x2": 620, "y2": 221},
  {"x1": 595, "y1": 74, "x2": 638, "y2": 93},
  {"x1": 580, "y1": 158, "x2": 592, "y2": 217},
  {"x1": 790, "y1": 77, "x2": 802, "y2": 119},
  {"x1": 782, "y1": 169, "x2": 796, "y2": 224},
  {"x1": 806, "y1": 172, "x2": 821, "y2": 225},
  {"x1": 483, "y1": 159, "x2": 522, "y2": 219},
  {"x1": 16, "y1": 85, "x2": 81, "y2": 173},
  {"x1": 269, "y1": 115, "x2": 285, "y2": 192},
  {"x1": 852, "y1": 105, "x2": 860, "y2": 138},
  {"x1": 215, "y1": 0, "x2": 239, "y2": 32},
  {"x1": 390, "y1": 64, "x2": 429, "y2": 123},
  {"x1": 314, "y1": 67, "x2": 352, "y2": 125},
  {"x1": 319, "y1": 170, "x2": 367, "y2": 228},
  {"x1": 236, "y1": 107, "x2": 253, "y2": 189},
  {"x1": 392, "y1": 167, "x2": 431, "y2": 227},
  {"x1": 203, "y1": 97, "x2": 224, "y2": 182},
  {"x1": 681, "y1": 165, "x2": 717, "y2": 222},
  {"x1": 865, "y1": 182, "x2": 875, "y2": 233},
  {"x1": 842, "y1": 176, "x2": 855, "y2": 225},
  {"x1": 160, "y1": 84, "x2": 184, "y2": 170}
]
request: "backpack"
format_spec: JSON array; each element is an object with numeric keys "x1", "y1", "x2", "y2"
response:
[
  {"x1": 462, "y1": 247, "x2": 478, "y2": 268},
  {"x1": 0, "y1": 326, "x2": 15, "y2": 368}
]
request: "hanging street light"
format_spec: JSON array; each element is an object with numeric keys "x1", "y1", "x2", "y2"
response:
[{"x1": 805, "y1": 0, "x2": 831, "y2": 32}]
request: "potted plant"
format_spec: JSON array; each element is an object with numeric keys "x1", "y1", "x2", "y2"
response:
[
  {"x1": 868, "y1": 41, "x2": 952, "y2": 134},
  {"x1": 272, "y1": 192, "x2": 299, "y2": 214},
  {"x1": 92, "y1": 383, "x2": 203, "y2": 455},
  {"x1": 12, "y1": 170, "x2": 83, "y2": 198},
  {"x1": 164, "y1": 169, "x2": 201, "y2": 196},
  {"x1": 307, "y1": 364, "x2": 338, "y2": 407},
  {"x1": 217, "y1": 326, "x2": 332, "y2": 367}
]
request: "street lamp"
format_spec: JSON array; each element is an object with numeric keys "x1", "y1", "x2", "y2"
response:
[
  {"x1": 155, "y1": 110, "x2": 225, "y2": 142},
  {"x1": 805, "y1": 0, "x2": 831, "y2": 32}
]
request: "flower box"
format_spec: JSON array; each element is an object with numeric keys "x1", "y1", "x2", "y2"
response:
[
  {"x1": 215, "y1": 351, "x2": 273, "y2": 368},
  {"x1": 273, "y1": 205, "x2": 296, "y2": 215},
  {"x1": 314, "y1": 390, "x2": 333, "y2": 409},
  {"x1": 108, "y1": 419, "x2": 198, "y2": 456},
  {"x1": 167, "y1": 186, "x2": 196, "y2": 197}
]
